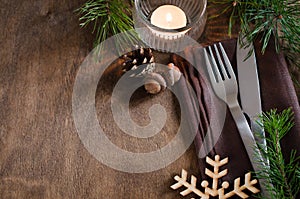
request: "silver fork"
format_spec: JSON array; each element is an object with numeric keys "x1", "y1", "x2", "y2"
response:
[{"x1": 204, "y1": 43, "x2": 269, "y2": 196}]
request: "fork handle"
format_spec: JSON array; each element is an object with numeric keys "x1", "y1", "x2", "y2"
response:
[
  {"x1": 229, "y1": 103, "x2": 271, "y2": 197},
  {"x1": 229, "y1": 104, "x2": 257, "y2": 157}
]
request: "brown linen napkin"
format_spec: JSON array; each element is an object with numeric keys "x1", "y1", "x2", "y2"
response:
[{"x1": 172, "y1": 38, "x2": 300, "y2": 198}]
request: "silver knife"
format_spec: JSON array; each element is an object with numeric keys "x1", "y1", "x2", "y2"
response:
[
  {"x1": 237, "y1": 36, "x2": 273, "y2": 197},
  {"x1": 236, "y1": 35, "x2": 266, "y2": 152}
]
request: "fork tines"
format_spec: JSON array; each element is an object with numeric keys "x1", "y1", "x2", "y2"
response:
[{"x1": 204, "y1": 43, "x2": 235, "y2": 83}]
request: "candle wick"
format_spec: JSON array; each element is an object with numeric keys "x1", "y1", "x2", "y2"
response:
[{"x1": 166, "y1": 13, "x2": 173, "y2": 23}]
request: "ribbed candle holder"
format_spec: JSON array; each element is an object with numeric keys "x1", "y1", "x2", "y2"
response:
[{"x1": 133, "y1": 0, "x2": 207, "y2": 52}]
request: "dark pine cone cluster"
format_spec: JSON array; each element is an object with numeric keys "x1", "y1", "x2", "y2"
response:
[{"x1": 121, "y1": 45, "x2": 155, "y2": 77}]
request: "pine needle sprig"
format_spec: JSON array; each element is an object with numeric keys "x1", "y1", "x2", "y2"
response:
[
  {"x1": 245, "y1": 0, "x2": 300, "y2": 55},
  {"x1": 76, "y1": 0, "x2": 138, "y2": 54},
  {"x1": 255, "y1": 108, "x2": 300, "y2": 199},
  {"x1": 208, "y1": 0, "x2": 300, "y2": 63}
]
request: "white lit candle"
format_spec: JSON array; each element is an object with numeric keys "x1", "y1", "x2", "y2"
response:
[{"x1": 150, "y1": 5, "x2": 187, "y2": 30}]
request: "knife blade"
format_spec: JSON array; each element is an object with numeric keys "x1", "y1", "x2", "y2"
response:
[{"x1": 236, "y1": 35, "x2": 266, "y2": 149}]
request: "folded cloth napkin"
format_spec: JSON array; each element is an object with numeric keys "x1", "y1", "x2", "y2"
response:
[{"x1": 172, "y1": 38, "x2": 300, "y2": 198}]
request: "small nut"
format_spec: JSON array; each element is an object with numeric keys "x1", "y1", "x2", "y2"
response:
[
  {"x1": 163, "y1": 69, "x2": 175, "y2": 86},
  {"x1": 172, "y1": 67, "x2": 181, "y2": 82},
  {"x1": 144, "y1": 73, "x2": 166, "y2": 94},
  {"x1": 144, "y1": 80, "x2": 161, "y2": 94},
  {"x1": 164, "y1": 63, "x2": 182, "y2": 85}
]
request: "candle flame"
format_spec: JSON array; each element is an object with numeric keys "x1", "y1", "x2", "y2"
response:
[{"x1": 166, "y1": 13, "x2": 173, "y2": 23}]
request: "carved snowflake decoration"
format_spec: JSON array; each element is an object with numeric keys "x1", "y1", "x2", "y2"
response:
[{"x1": 171, "y1": 155, "x2": 260, "y2": 199}]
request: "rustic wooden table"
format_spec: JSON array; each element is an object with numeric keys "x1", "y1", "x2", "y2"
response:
[{"x1": 0, "y1": 1, "x2": 238, "y2": 198}]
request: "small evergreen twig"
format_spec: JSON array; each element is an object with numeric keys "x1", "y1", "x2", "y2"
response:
[
  {"x1": 255, "y1": 108, "x2": 300, "y2": 199},
  {"x1": 208, "y1": 0, "x2": 300, "y2": 67},
  {"x1": 76, "y1": 0, "x2": 138, "y2": 55}
]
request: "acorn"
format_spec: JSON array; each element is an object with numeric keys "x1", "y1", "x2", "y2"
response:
[
  {"x1": 159, "y1": 63, "x2": 181, "y2": 86},
  {"x1": 163, "y1": 69, "x2": 175, "y2": 86},
  {"x1": 167, "y1": 63, "x2": 181, "y2": 83},
  {"x1": 144, "y1": 73, "x2": 166, "y2": 94}
]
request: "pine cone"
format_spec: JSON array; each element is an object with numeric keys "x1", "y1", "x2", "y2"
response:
[{"x1": 121, "y1": 45, "x2": 154, "y2": 77}]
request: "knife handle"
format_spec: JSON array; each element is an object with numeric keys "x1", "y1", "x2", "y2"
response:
[
  {"x1": 250, "y1": 118, "x2": 266, "y2": 148},
  {"x1": 243, "y1": 114, "x2": 268, "y2": 162},
  {"x1": 250, "y1": 117, "x2": 270, "y2": 168},
  {"x1": 229, "y1": 103, "x2": 270, "y2": 197}
]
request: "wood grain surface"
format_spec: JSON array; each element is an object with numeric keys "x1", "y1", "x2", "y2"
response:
[{"x1": 0, "y1": 1, "x2": 238, "y2": 198}]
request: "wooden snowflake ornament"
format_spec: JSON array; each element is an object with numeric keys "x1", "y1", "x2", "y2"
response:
[{"x1": 171, "y1": 155, "x2": 260, "y2": 199}]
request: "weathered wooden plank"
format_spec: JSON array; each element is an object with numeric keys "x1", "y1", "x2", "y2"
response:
[{"x1": 0, "y1": 0, "x2": 224, "y2": 198}]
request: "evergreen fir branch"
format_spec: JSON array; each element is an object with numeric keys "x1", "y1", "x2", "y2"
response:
[
  {"x1": 208, "y1": 0, "x2": 300, "y2": 64},
  {"x1": 255, "y1": 108, "x2": 300, "y2": 199},
  {"x1": 76, "y1": 0, "x2": 138, "y2": 55},
  {"x1": 244, "y1": 0, "x2": 300, "y2": 55}
]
